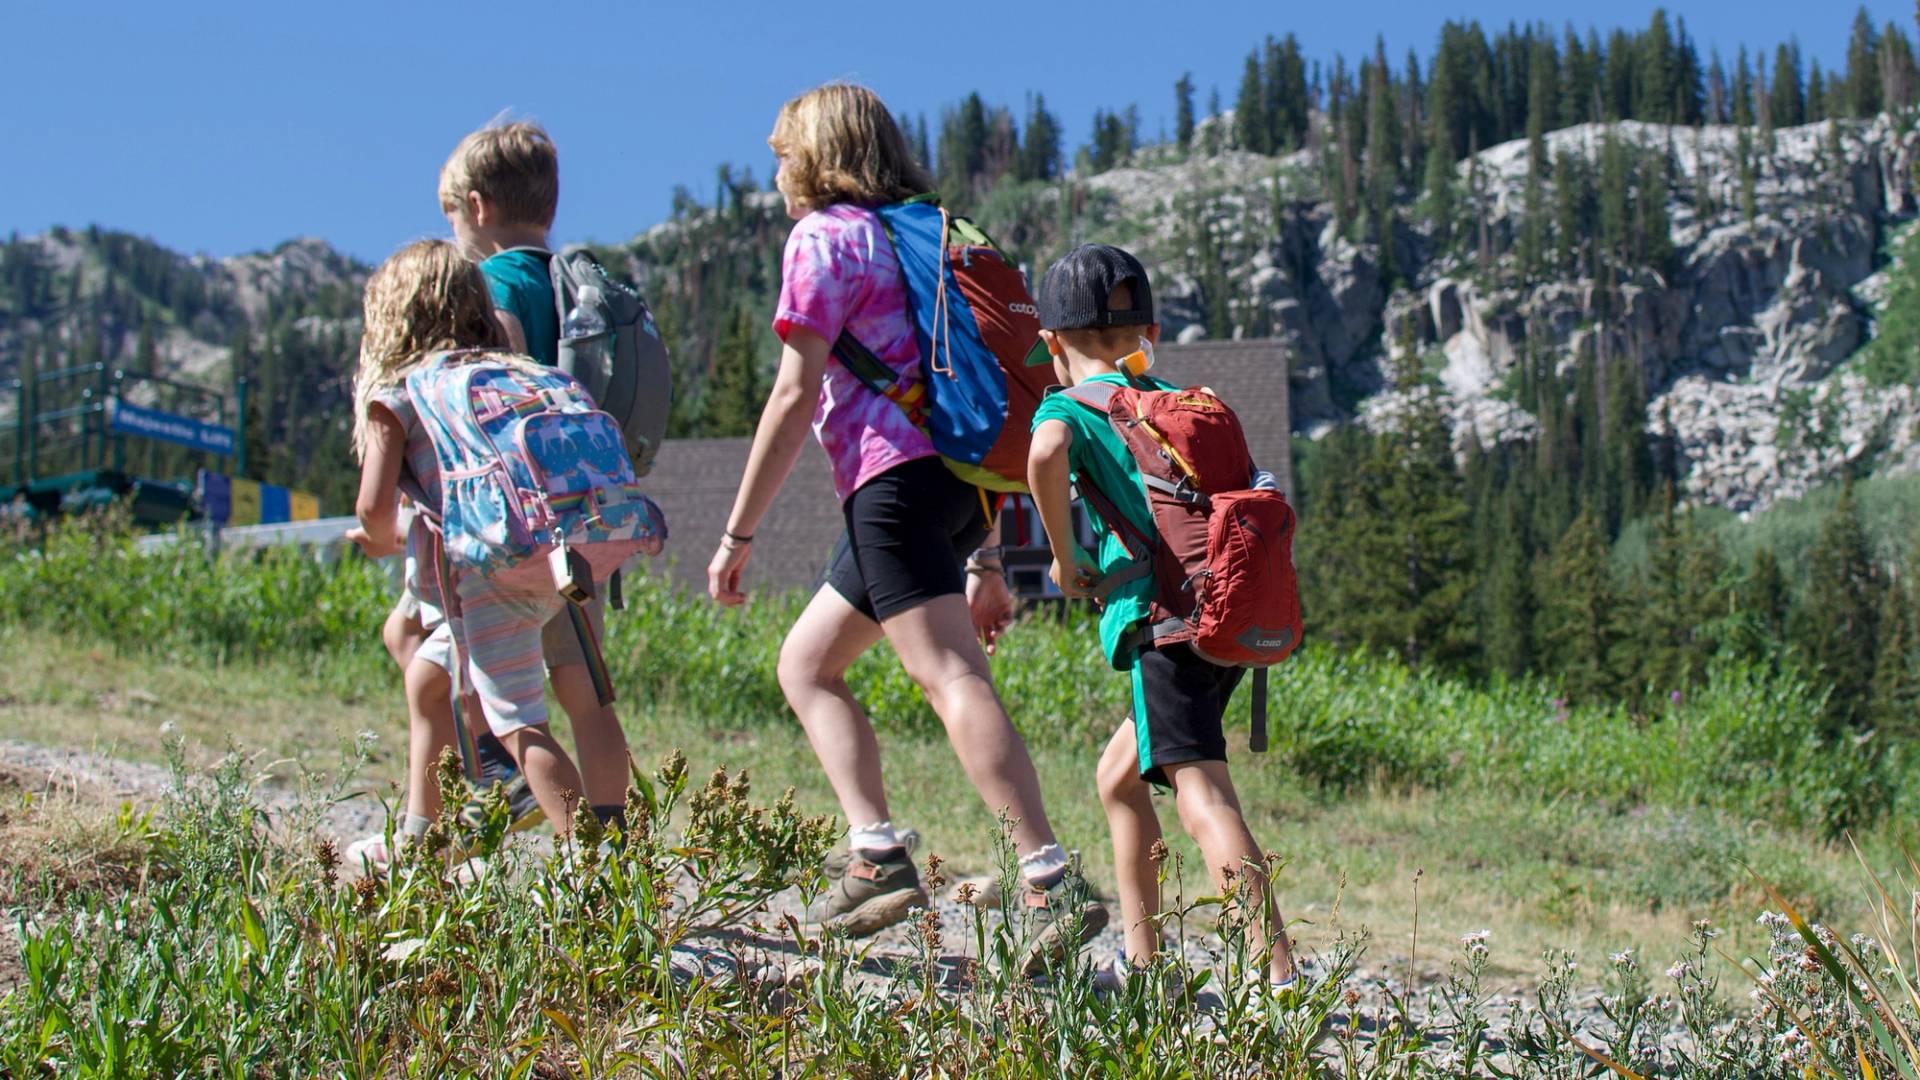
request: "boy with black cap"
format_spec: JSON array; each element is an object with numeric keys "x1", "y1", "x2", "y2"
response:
[{"x1": 1027, "y1": 243, "x2": 1301, "y2": 994}]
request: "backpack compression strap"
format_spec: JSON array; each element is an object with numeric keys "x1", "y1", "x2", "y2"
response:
[{"x1": 832, "y1": 332, "x2": 929, "y2": 428}]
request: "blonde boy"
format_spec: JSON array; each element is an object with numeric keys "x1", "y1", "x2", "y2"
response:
[
  {"x1": 436, "y1": 120, "x2": 626, "y2": 826},
  {"x1": 1025, "y1": 244, "x2": 1300, "y2": 992}
]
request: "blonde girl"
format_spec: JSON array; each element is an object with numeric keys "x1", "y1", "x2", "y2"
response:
[
  {"x1": 347, "y1": 240, "x2": 627, "y2": 869},
  {"x1": 705, "y1": 83, "x2": 1104, "y2": 967}
]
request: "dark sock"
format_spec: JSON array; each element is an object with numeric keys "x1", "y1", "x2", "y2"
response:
[
  {"x1": 474, "y1": 732, "x2": 514, "y2": 784},
  {"x1": 591, "y1": 804, "x2": 625, "y2": 828},
  {"x1": 855, "y1": 844, "x2": 908, "y2": 864}
]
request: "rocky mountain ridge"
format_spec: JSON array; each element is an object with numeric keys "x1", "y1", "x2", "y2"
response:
[
  {"x1": 1086, "y1": 113, "x2": 1920, "y2": 514},
  {"x1": 9, "y1": 113, "x2": 1920, "y2": 516}
]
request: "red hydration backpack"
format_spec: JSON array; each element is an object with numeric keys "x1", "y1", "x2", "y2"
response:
[{"x1": 1063, "y1": 379, "x2": 1303, "y2": 750}]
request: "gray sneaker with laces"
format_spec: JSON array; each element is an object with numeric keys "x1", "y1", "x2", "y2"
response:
[
  {"x1": 1018, "y1": 871, "x2": 1110, "y2": 975},
  {"x1": 804, "y1": 847, "x2": 930, "y2": 935}
]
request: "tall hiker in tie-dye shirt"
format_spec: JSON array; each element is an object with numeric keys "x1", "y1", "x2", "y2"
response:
[{"x1": 705, "y1": 83, "x2": 1106, "y2": 971}]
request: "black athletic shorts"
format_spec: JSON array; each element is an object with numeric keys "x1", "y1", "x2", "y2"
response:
[
  {"x1": 823, "y1": 455, "x2": 991, "y2": 622},
  {"x1": 1131, "y1": 642, "x2": 1246, "y2": 788}
]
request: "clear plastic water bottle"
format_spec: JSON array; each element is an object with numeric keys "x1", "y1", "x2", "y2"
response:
[{"x1": 563, "y1": 286, "x2": 607, "y2": 339}]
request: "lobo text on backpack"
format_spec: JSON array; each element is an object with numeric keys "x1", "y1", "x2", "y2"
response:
[
  {"x1": 403, "y1": 350, "x2": 667, "y2": 590},
  {"x1": 1063, "y1": 378, "x2": 1301, "y2": 751}
]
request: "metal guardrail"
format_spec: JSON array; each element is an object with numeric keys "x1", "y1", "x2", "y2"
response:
[{"x1": 135, "y1": 515, "x2": 359, "y2": 556}]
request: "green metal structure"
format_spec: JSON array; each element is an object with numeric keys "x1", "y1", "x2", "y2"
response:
[{"x1": 2, "y1": 363, "x2": 245, "y2": 526}]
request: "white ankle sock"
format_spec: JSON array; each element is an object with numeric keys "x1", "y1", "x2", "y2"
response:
[
  {"x1": 1019, "y1": 842, "x2": 1068, "y2": 884},
  {"x1": 402, "y1": 814, "x2": 433, "y2": 839},
  {"x1": 847, "y1": 819, "x2": 899, "y2": 855}
]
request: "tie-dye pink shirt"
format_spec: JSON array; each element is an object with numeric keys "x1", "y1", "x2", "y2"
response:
[{"x1": 773, "y1": 203, "x2": 935, "y2": 502}]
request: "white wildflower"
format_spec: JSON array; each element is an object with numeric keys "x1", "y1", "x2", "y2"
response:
[
  {"x1": 1666, "y1": 960, "x2": 1693, "y2": 981},
  {"x1": 1460, "y1": 929, "x2": 1491, "y2": 945},
  {"x1": 158, "y1": 720, "x2": 178, "y2": 736}
]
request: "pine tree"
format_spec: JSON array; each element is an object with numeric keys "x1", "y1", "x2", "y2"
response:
[
  {"x1": 1424, "y1": 68, "x2": 1457, "y2": 248},
  {"x1": 1483, "y1": 482, "x2": 1536, "y2": 677},
  {"x1": 1733, "y1": 46, "x2": 1755, "y2": 126},
  {"x1": 700, "y1": 304, "x2": 768, "y2": 436},
  {"x1": 1019, "y1": 95, "x2": 1061, "y2": 181},
  {"x1": 1271, "y1": 35, "x2": 1311, "y2": 150},
  {"x1": 1597, "y1": 132, "x2": 1632, "y2": 266},
  {"x1": 1536, "y1": 508, "x2": 1623, "y2": 703},
  {"x1": 936, "y1": 94, "x2": 988, "y2": 201},
  {"x1": 1869, "y1": 566, "x2": 1918, "y2": 734},
  {"x1": 1174, "y1": 73, "x2": 1196, "y2": 151},
  {"x1": 1792, "y1": 483, "x2": 1882, "y2": 731},
  {"x1": 1235, "y1": 54, "x2": 1271, "y2": 154},
  {"x1": 1553, "y1": 148, "x2": 1589, "y2": 274},
  {"x1": 1519, "y1": 33, "x2": 1555, "y2": 279},
  {"x1": 1730, "y1": 547, "x2": 1792, "y2": 663},
  {"x1": 1771, "y1": 41, "x2": 1806, "y2": 128},
  {"x1": 1639, "y1": 9, "x2": 1676, "y2": 123},
  {"x1": 1848, "y1": 7, "x2": 1883, "y2": 117},
  {"x1": 1807, "y1": 61, "x2": 1828, "y2": 121},
  {"x1": 1880, "y1": 23, "x2": 1919, "y2": 112},
  {"x1": 1707, "y1": 50, "x2": 1729, "y2": 123},
  {"x1": 1364, "y1": 40, "x2": 1402, "y2": 269},
  {"x1": 1336, "y1": 350, "x2": 1478, "y2": 669},
  {"x1": 1736, "y1": 125, "x2": 1758, "y2": 221}
]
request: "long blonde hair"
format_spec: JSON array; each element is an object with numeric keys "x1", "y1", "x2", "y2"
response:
[
  {"x1": 352, "y1": 239, "x2": 506, "y2": 460},
  {"x1": 768, "y1": 83, "x2": 932, "y2": 212}
]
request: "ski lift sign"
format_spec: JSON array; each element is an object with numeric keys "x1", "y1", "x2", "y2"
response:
[{"x1": 107, "y1": 399, "x2": 236, "y2": 456}]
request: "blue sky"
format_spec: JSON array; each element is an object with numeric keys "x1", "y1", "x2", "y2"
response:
[{"x1": 1, "y1": 0, "x2": 1907, "y2": 263}]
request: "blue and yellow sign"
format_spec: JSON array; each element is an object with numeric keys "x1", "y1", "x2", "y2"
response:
[{"x1": 198, "y1": 470, "x2": 319, "y2": 526}]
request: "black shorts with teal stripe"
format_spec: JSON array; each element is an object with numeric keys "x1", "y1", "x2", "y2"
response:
[{"x1": 1131, "y1": 643, "x2": 1246, "y2": 788}]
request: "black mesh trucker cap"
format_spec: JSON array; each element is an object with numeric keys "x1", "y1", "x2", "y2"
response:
[{"x1": 1036, "y1": 244, "x2": 1155, "y2": 331}]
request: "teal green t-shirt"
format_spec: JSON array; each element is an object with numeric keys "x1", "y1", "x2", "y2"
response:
[
  {"x1": 479, "y1": 248, "x2": 558, "y2": 367},
  {"x1": 1030, "y1": 373, "x2": 1175, "y2": 670}
]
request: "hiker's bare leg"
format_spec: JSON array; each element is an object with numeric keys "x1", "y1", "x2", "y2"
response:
[
  {"x1": 496, "y1": 724, "x2": 584, "y2": 837},
  {"x1": 403, "y1": 657, "x2": 456, "y2": 821},
  {"x1": 384, "y1": 599, "x2": 426, "y2": 669},
  {"x1": 1163, "y1": 759, "x2": 1296, "y2": 982},
  {"x1": 1098, "y1": 720, "x2": 1165, "y2": 965},
  {"x1": 881, "y1": 593, "x2": 1059, "y2": 856},
  {"x1": 549, "y1": 663, "x2": 629, "y2": 808},
  {"x1": 777, "y1": 586, "x2": 890, "y2": 831}
]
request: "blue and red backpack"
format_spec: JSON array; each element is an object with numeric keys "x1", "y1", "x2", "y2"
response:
[{"x1": 829, "y1": 196, "x2": 1053, "y2": 494}]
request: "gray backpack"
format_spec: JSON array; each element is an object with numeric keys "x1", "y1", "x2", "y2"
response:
[{"x1": 549, "y1": 248, "x2": 672, "y2": 477}]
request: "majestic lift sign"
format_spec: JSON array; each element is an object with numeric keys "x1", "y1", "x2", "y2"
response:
[{"x1": 107, "y1": 399, "x2": 237, "y2": 456}]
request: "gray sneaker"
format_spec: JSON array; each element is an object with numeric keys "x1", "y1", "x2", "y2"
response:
[
  {"x1": 803, "y1": 848, "x2": 930, "y2": 935},
  {"x1": 1018, "y1": 872, "x2": 1110, "y2": 975}
]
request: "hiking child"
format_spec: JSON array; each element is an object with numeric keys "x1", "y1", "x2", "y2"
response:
[
  {"x1": 705, "y1": 82, "x2": 1104, "y2": 967},
  {"x1": 438, "y1": 118, "x2": 628, "y2": 818},
  {"x1": 1025, "y1": 244, "x2": 1301, "y2": 993},
  {"x1": 348, "y1": 240, "x2": 653, "y2": 857}
]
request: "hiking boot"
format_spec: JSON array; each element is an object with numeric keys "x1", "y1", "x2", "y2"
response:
[
  {"x1": 455, "y1": 770, "x2": 544, "y2": 834},
  {"x1": 803, "y1": 847, "x2": 929, "y2": 936},
  {"x1": 1017, "y1": 871, "x2": 1110, "y2": 975}
]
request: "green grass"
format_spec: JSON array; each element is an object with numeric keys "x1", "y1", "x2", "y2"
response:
[
  {"x1": 6, "y1": 524, "x2": 1920, "y2": 1073},
  {"x1": 0, "y1": 625, "x2": 1899, "y2": 980}
]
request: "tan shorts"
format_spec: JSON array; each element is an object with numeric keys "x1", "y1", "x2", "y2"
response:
[{"x1": 411, "y1": 594, "x2": 606, "y2": 677}]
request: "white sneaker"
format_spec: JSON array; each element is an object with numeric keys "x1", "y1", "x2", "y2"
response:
[{"x1": 345, "y1": 832, "x2": 402, "y2": 877}]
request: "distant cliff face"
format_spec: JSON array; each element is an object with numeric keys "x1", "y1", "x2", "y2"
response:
[{"x1": 1081, "y1": 114, "x2": 1920, "y2": 514}]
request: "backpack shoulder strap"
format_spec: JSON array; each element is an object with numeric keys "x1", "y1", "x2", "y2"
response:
[{"x1": 1060, "y1": 382, "x2": 1120, "y2": 412}]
